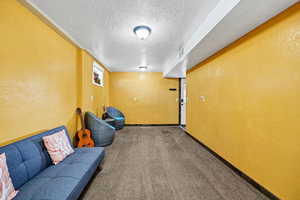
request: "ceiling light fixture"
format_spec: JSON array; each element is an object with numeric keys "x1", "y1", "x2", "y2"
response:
[
  {"x1": 133, "y1": 25, "x2": 151, "y2": 40},
  {"x1": 138, "y1": 66, "x2": 148, "y2": 71}
]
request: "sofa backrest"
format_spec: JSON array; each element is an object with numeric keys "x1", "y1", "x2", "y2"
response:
[{"x1": 0, "y1": 126, "x2": 71, "y2": 189}]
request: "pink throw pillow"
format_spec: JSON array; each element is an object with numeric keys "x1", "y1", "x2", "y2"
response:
[
  {"x1": 43, "y1": 130, "x2": 74, "y2": 165},
  {"x1": 0, "y1": 153, "x2": 18, "y2": 200}
]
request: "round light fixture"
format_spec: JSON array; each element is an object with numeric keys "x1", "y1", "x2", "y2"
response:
[
  {"x1": 138, "y1": 66, "x2": 148, "y2": 71},
  {"x1": 133, "y1": 25, "x2": 151, "y2": 40}
]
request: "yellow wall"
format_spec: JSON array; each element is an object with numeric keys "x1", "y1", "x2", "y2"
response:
[
  {"x1": 0, "y1": 0, "x2": 110, "y2": 145},
  {"x1": 79, "y1": 50, "x2": 110, "y2": 117},
  {"x1": 186, "y1": 3, "x2": 300, "y2": 200},
  {"x1": 110, "y1": 72, "x2": 179, "y2": 124}
]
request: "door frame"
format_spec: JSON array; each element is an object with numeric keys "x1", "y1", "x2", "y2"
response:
[
  {"x1": 178, "y1": 78, "x2": 182, "y2": 125},
  {"x1": 178, "y1": 78, "x2": 186, "y2": 126}
]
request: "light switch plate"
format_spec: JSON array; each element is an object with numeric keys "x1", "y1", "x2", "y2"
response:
[{"x1": 200, "y1": 96, "x2": 206, "y2": 102}]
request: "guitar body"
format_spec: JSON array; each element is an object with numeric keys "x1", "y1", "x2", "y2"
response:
[
  {"x1": 76, "y1": 108, "x2": 95, "y2": 148},
  {"x1": 77, "y1": 129, "x2": 95, "y2": 148}
]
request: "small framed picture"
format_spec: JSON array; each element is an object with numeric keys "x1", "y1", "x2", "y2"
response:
[{"x1": 92, "y1": 62, "x2": 104, "y2": 87}]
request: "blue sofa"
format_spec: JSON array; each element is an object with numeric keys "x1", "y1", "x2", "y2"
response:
[
  {"x1": 106, "y1": 106, "x2": 125, "y2": 130},
  {"x1": 85, "y1": 112, "x2": 115, "y2": 147},
  {"x1": 0, "y1": 126, "x2": 105, "y2": 200}
]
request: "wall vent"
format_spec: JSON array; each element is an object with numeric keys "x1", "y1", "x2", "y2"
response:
[{"x1": 178, "y1": 46, "x2": 184, "y2": 59}]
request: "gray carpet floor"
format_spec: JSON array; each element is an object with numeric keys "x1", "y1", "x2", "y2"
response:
[{"x1": 80, "y1": 126, "x2": 270, "y2": 200}]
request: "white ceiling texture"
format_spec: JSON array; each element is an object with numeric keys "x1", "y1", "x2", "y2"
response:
[{"x1": 23, "y1": 0, "x2": 299, "y2": 78}]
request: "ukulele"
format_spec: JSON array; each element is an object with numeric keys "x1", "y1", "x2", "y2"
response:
[{"x1": 76, "y1": 108, "x2": 95, "y2": 148}]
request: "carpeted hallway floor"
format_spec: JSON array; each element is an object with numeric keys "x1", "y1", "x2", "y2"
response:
[{"x1": 80, "y1": 126, "x2": 270, "y2": 200}]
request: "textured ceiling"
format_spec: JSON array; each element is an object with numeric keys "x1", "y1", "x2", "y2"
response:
[
  {"x1": 26, "y1": 0, "x2": 220, "y2": 72},
  {"x1": 23, "y1": 0, "x2": 299, "y2": 76}
]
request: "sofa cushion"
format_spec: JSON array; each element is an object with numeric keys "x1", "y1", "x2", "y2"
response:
[
  {"x1": 0, "y1": 126, "x2": 71, "y2": 189},
  {"x1": 13, "y1": 147, "x2": 105, "y2": 200},
  {"x1": 43, "y1": 130, "x2": 74, "y2": 164}
]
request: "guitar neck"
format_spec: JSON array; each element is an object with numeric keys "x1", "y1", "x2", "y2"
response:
[
  {"x1": 80, "y1": 114, "x2": 86, "y2": 131},
  {"x1": 77, "y1": 108, "x2": 86, "y2": 131}
]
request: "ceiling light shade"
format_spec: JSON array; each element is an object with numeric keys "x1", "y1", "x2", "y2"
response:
[
  {"x1": 138, "y1": 66, "x2": 148, "y2": 71},
  {"x1": 133, "y1": 25, "x2": 151, "y2": 40}
]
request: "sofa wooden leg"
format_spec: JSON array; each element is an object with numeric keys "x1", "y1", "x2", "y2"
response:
[{"x1": 97, "y1": 165, "x2": 103, "y2": 172}]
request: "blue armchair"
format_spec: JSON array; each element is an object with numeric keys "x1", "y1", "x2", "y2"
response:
[
  {"x1": 85, "y1": 112, "x2": 115, "y2": 147},
  {"x1": 106, "y1": 106, "x2": 125, "y2": 130}
]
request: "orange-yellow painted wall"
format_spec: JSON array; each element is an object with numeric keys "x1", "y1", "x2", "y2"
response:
[
  {"x1": 79, "y1": 50, "x2": 110, "y2": 117},
  {"x1": 0, "y1": 0, "x2": 78, "y2": 144},
  {"x1": 0, "y1": 0, "x2": 110, "y2": 145},
  {"x1": 110, "y1": 72, "x2": 179, "y2": 124},
  {"x1": 186, "y1": 3, "x2": 300, "y2": 200}
]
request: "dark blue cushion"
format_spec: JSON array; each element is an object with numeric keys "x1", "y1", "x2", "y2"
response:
[
  {"x1": 14, "y1": 147, "x2": 105, "y2": 200},
  {"x1": 0, "y1": 145, "x2": 28, "y2": 189},
  {"x1": 0, "y1": 126, "x2": 70, "y2": 189},
  {"x1": 105, "y1": 107, "x2": 125, "y2": 130},
  {"x1": 106, "y1": 107, "x2": 124, "y2": 118}
]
